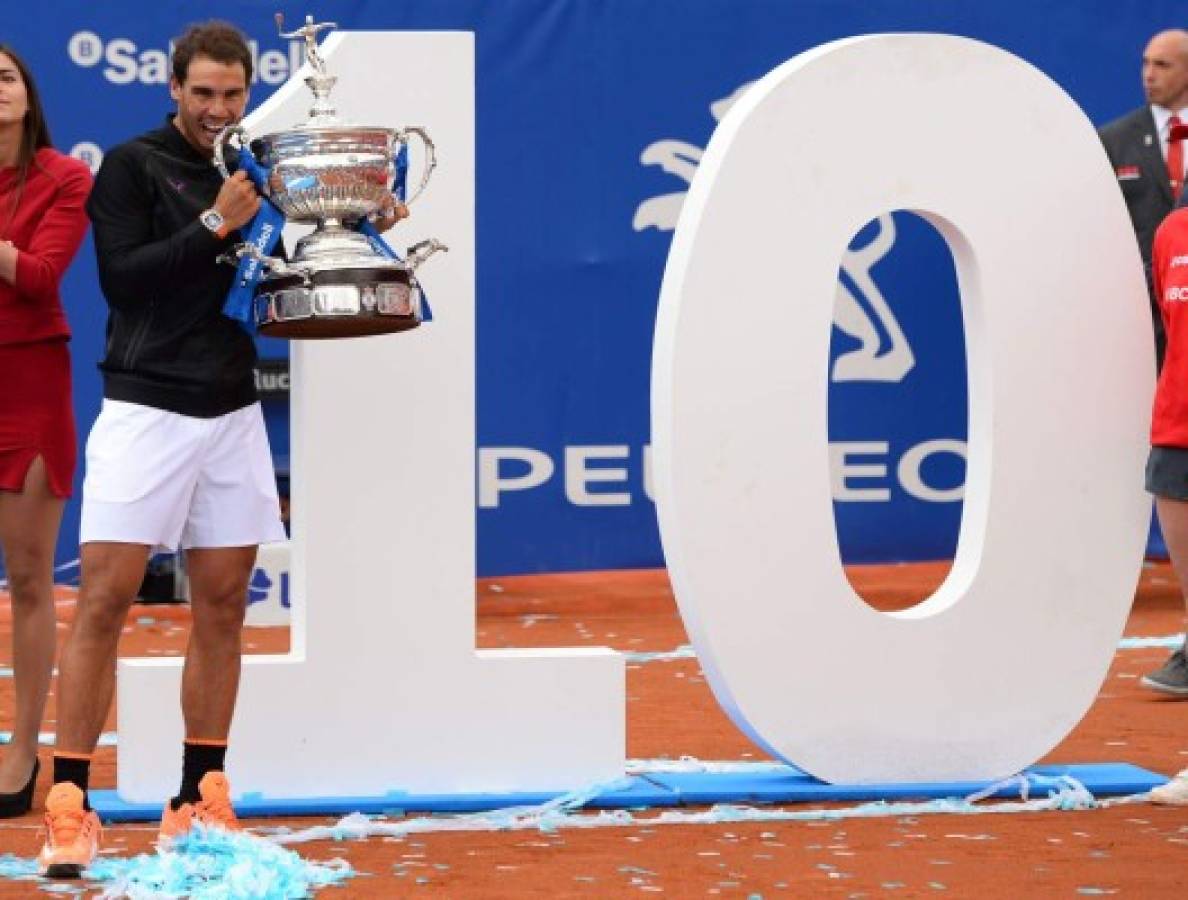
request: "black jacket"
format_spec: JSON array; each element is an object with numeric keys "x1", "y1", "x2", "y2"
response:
[
  {"x1": 1099, "y1": 106, "x2": 1179, "y2": 367},
  {"x1": 86, "y1": 118, "x2": 257, "y2": 417}
]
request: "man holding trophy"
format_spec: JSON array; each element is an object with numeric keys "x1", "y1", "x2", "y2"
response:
[{"x1": 36, "y1": 18, "x2": 416, "y2": 875}]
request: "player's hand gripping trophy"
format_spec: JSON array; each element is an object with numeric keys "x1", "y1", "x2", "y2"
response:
[{"x1": 214, "y1": 13, "x2": 447, "y2": 338}]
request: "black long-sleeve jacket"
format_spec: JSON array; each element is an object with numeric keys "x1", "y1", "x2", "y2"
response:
[{"x1": 86, "y1": 118, "x2": 257, "y2": 417}]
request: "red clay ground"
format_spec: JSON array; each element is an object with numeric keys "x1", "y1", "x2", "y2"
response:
[{"x1": 0, "y1": 562, "x2": 1184, "y2": 897}]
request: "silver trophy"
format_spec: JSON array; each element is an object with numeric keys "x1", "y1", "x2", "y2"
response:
[{"x1": 214, "y1": 14, "x2": 447, "y2": 339}]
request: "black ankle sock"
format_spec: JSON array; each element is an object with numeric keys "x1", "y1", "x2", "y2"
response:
[
  {"x1": 52, "y1": 755, "x2": 92, "y2": 811},
  {"x1": 173, "y1": 741, "x2": 228, "y2": 809}
]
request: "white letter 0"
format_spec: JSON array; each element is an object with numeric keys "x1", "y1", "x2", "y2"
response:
[{"x1": 651, "y1": 35, "x2": 1153, "y2": 783}]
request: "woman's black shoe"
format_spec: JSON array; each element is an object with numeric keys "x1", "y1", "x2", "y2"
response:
[{"x1": 0, "y1": 757, "x2": 39, "y2": 817}]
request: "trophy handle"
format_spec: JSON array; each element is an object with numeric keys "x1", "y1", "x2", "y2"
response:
[
  {"x1": 218, "y1": 242, "x2": 299, "y2": 278},
  {"x1": 212, "y1": 125, "x2": 249, "y2": 181},
  {"x1": 405, "y1": 238, "x2": 449, "y2": 272},
  {"x1": 393, "y1": 127, "x2": 438, "y2": 206}
]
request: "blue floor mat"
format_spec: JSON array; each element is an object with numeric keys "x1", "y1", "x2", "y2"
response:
[{"x1": 90, "y1": 761, "x2": 1167, "y2": 823}]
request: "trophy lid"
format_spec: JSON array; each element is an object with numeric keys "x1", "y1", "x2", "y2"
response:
[{"x1": 277, "y1": 13, "x2": 341, "y2": 127}]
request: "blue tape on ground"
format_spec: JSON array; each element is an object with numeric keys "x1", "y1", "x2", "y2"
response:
[{"x1": 88, "y1": 762, "x2": 1165, "y2": 823}]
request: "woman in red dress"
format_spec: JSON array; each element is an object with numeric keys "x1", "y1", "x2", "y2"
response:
[{"x1": 0, "y1": 45, "x2": 92, "y2": 815}]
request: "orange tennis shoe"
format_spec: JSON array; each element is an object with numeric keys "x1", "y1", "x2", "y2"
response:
[
  {"x1": 38, "y1": 782, "x2": 102, "y2": 878},
  {"x1": 158, "y1": 771, "x2": 242, "y2": 847}
]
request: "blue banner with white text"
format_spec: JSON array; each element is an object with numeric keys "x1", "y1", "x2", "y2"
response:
[{"x1": 2, "y1": 1, "x2": 1172, "y2": 579}]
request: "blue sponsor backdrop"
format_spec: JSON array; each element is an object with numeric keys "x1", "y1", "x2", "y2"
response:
[{"x1": 2, "y1": 1, "x2": 1169, "y2": 578}]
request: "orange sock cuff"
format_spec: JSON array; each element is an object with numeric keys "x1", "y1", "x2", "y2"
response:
[
  {"x1": 52, "y1": 751, "x2": 93, "y2": 762},
  {"x1": 183, "y1": 738, "x2": 229, "y2": 748}
]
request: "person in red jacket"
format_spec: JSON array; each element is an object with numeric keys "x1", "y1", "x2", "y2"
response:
[
  {"x1": 0, "y1": 45, "x2": 92, "y2": 817},
  {"x1": 1145, "y1": 130, "x2": 1188, "y2": 805}
]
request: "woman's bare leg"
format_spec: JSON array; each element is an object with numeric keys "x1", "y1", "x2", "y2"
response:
[{"x1": 0, "y1": 457, "x2": 63, "y2": 791}]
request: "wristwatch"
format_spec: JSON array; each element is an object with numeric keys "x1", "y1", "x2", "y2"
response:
[{"x1": 199, "y1": 208, "x2": 230, "y2": 239}]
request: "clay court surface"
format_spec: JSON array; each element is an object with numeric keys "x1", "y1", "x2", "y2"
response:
[{"x1": 0, "y1": 562, "x2": 1184, "y2": 897}]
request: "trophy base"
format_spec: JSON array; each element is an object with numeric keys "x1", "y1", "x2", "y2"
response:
[
  {"x1": 260, "y1": 314, "x2": 421, "y2": 340},
  {"x1": 256, "y1": 266, "x2": 422, "y2": 340}
]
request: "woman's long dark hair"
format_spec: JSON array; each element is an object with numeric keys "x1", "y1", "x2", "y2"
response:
[{"x1": 0, "y1": 44, "x2": 52, "y2": 234}]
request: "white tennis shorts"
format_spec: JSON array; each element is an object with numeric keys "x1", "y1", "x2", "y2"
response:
[{"x1": 80, "y1": 399, "x2": 286, "y2": 551}]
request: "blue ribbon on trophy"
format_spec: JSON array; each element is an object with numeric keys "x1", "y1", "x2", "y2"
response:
[
  {"x1": 355, "y1": 143, "x2": 433, "y2": 321},
  {"x1": 219, "y1": 140, "x2": 431, "y2": 332},
  {"x1": 393, "y1": 142, "x2": 409, "y2": 204},
  {"x1": 221, "y1": 146, "x2": 286, "y2": 335}
]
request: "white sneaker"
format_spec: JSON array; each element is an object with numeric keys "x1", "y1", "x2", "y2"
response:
[{"x1": 1150, "y1": 768, "x2": 1188, "y2": 806}]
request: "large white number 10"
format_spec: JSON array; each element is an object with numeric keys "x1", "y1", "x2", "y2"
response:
[
  {"x1": 652, "y1": 35, "x2": 1154, "y2": 783},
  {"x1": 114, "y1": 33, "x2": 1155, "y2": 801}
]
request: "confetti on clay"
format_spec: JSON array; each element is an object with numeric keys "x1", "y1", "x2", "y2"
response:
[
  {"x1": 1, "y1": 830, "x2": 351, "y2": 898},
  {"x1": 87, "y1": 826, "x2": 352, "y2": 899},
  {"x1": 267, "y1": 775, "x2": 1143, "y2": 846}
]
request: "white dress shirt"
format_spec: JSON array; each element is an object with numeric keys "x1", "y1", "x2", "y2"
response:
[{"x1": 1152, "y1": 104, "x2": 1188, "y2": 179}]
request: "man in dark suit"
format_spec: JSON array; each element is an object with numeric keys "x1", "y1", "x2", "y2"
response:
[{"x1": 1100, "y1": 29, "x2": 1188, "y2": 371}]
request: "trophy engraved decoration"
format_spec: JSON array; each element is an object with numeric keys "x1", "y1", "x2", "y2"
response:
[{"x1": 215, "y1": 14, "x2": 447, "y2": 339}]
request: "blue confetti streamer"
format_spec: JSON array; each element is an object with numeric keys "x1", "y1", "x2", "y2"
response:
[
  {"x1": 622, "y1": 645, "x2": 696, "y2": 664},
  {"x1": 1115, "y1": 634, "x2": 1184, "y2": 649},
  {"x1": 627, "y1": 757, "x2": 786, "y2": 774},
  {"x1": 69, "y1": 825, "x2": 353, "y2": 899}
]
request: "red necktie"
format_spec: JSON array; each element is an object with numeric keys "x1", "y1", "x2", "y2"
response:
[{"x1": 1170, "y1": 115, "x2": 1184, "y2": 199}]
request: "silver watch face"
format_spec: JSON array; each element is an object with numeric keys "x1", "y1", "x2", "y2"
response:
[{"x1": 201, "y1": 209, "x2": 225, "y2": 232}]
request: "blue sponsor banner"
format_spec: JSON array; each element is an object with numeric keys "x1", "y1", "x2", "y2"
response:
[{"x1": 3, "y1": 1, "x2": 1170, "y2": 578}]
